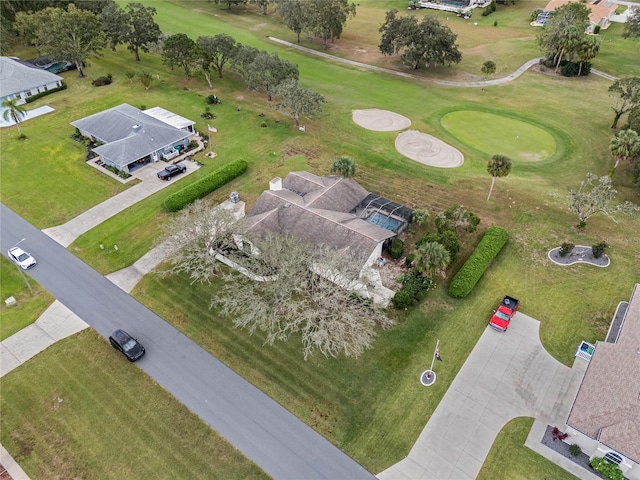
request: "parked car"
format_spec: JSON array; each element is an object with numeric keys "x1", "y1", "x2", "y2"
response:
[
  {"x1": 157, "y1": 163, "x2": 186, "y2": 180},
  {"x1": 109, "y1": 329, "x2": 145, "y2": 362},
  {"x1": 489, "y1": 295, "x2": 520, "y2": 331},
  {"x1": 8, "y1": 246, "x2": 36, "y2": 269}
]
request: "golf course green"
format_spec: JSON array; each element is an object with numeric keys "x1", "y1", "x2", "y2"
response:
[{"x1": 441, "y1": 110, "x2": 557, "y2": 162}]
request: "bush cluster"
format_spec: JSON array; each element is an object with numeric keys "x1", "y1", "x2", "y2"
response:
[
  {"x1": 163, "y1": 159, "x2": 248, "y2": 212},
  {"x1": 560, "y1": 60, "x2": 591, "y2": 77},
  {"x1": 92, "y1": 74, "x2": 113, "y2": 87},
  {"x1": 206, "y1": 94, "x2": 221, "y2": 105},
  {"x1": 559, "y1": 242, "x2": 574, "y2": 257},
  {"x1": 416, "y1": 230, "x2": 460, "y2": 263},
  {"x1": 25, "y1": 82, "x2": 67, "y2": 103},
  {"x1": 448, "y1": 226, "x2": 509, "y2": 298},
  {"x1": 388, "y1": 238, "x2": 405, "y2": 259},
  {"x1": 481, "y1": 0, "x2": 497, "y2": 16},
  {"x1": 391, "y1": 269, "x2": 434, "y2": 309}
]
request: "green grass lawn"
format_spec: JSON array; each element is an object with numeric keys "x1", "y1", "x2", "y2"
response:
[
  {"x1": 0, "y1": 256, "x2": 54, "y2": 341},
  {"x1": 0, "y1": 329, "x2": 268, "y2": 480},
  {"x1": 2, "y1": 0, "x2": 640, "y2": 477},
  {"x1": 440, "y1": 110, "x2": 557, "y2": 161},
  {"x1": 477, "y1": 417, "x2": 579, "y2": 480}
]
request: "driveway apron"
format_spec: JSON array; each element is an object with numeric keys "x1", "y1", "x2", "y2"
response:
[{"x1": 378, "y1": 313, "x2": 585, "y2": 480}]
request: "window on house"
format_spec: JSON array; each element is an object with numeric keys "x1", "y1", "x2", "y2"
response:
[
  {"x1": 604, "y1": 452, "x2": 623, "y2": 465},
  {"x1": 43, "y1": 85, "x2": 48, "y2": 91},
  {"x1": 25, "y1": 91, "x2": 32, "y2": 97}
]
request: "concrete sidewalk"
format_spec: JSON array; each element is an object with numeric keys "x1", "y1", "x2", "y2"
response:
[
  {"x1": 42, "y1": 162, "x2": 200, "y2": 247},
  {"x1": 377, "y1": 313, "x2": 587, "y2": 480}
]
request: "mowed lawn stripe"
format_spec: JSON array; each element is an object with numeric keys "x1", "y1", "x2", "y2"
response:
[{"x1": 0, "y1": 329, "x2": 268, "y2": 480}]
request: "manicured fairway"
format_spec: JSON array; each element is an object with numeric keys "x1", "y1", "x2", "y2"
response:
[
  {"x1": 440, "y1": 111, "x2": 557, "y2": 162},
  {"x1": 0, "y1": 330, "x2": 267, "y2": 480}
]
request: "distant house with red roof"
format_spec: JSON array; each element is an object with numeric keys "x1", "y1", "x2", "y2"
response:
[{"x1": 534, "y1": 0, "x2": 618, "y2": 33}]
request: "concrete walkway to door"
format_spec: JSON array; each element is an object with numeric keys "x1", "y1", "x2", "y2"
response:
[{"x1": 378, "y1": 312, "x2": 587, "y2": 480}]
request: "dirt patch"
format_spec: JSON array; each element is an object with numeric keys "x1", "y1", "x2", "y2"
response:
[
  {"x1": 352, "y1": 109, "x2": 411, "y2": 132},
  {"x1": 395, "y1": 130, "x2": 464, "y2": 168}
]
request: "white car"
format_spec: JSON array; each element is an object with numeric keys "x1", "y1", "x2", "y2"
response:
[{"x1": 8, "y1": 246, "x2": 36, "y2": 269}]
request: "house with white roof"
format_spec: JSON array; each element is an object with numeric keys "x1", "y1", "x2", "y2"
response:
[
  {"x1": 0, "y1": 56, "x2": 63, "y2": 107},
  {"x1": 71, "y1": 104, "x2": 195, "y2": 173}
]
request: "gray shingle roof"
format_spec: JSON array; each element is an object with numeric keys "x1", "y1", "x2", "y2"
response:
[
  {"x1": 71, "y1": 104, "x2": 190, "y2": 168},
  {"x1": 0, "y1": 56, "x2": 63, "y2": 98},
  {"x1": 242, "y1": 173, "x2": 396, "y2": 258},
  {"x1": 567, "y1": 284, "x2": 640, "y2": 464}
]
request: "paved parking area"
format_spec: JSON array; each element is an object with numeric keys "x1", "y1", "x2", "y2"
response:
[{"x1": 378, "y1": 312, "x2": 587, "y2": 480}]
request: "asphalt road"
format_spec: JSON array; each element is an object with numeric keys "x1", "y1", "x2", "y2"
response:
[{"x1": 0, "y1": 203, "x2": 375, "y2": 480}]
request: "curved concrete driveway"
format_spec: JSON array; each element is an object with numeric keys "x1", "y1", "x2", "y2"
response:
[{"x1": 378, "y1": 312, "x2": 586, "y2": 480}]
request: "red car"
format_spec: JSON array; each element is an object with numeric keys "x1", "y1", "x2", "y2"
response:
[{"x1": 489, "y1": 295, "x2": 520, "y2": 331}]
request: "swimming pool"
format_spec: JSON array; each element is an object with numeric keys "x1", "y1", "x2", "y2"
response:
[{"x1": 366, "y1": 212, "x2": 403, "y2": 232}]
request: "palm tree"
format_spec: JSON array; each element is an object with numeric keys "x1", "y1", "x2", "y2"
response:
[
  {"x1": 2, "y1": 97, "x2": 27, "y2": 136},
  {"x1": 414, "y1": 241, "x2": 450, "y2": 276},
  {"x1": 330, "y1": 155, "x2": 356, "y2": 178},
  {"x1": 487, "y1": 154, "x2": 512, "y2": 201},
  {"x1": 610, "y1": 129, "x2": 640, "y2": 169},
  {"x1": 576, "y1": 35, "x2": 600, "y2": 76}
]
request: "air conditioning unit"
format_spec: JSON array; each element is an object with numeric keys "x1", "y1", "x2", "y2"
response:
[{"x1": 229, "y1": 191, "x2": 240, "y2": 203}]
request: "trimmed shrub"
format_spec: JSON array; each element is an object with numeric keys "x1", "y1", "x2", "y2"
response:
[
  {"x1": 590, "y1": 457, "x2": 623, "y2": 480},
  {"x1": 592, "y1": 241, "x2": 608, "y2": 259},
  {"x1": 25, "y1": 82, "x2": 67, "y2": 103},
  {"x1": 559, "y1": 242, "x2": 574, "y2": 257},
  {"x1": 92, "y1": 75, "x2": 112, "y2": 87},
  {"x1": 569, "y1": 444, "x2": 581, "y2": 456},
  {"x1": 560, "y1": 60, "x2": 579, "y2": 77},
  {"x1": 593, "y1": 25, "x2": 601, "y2": 34},
  {"x1": 448, "y1": 226, "x2": 509, "y2": 298},
  {"x1": 163, "y1": 159, "x2": 248, "y2": 212},
  {"x1": 405, "y1": 253, "x2": 415, "y2": 267},
  {"x1": 391, "y1": 289, "x2": 413, "y2": 310},
  {"x1": 206, "y1": 94, "x2": 220, "y2": 105},
  {"x1": 389, "y1": 238, "x2": 405, "y2": 259}
]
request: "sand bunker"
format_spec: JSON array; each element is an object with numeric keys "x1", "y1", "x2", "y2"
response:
[
  {"x1": 352, "y1": 109, "x2": 411, "y2": 132},
  {"x1": 395, "y1": 130, "x2": 464, "y2": 168}
]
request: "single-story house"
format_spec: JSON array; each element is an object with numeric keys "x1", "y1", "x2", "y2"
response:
[
  {"x1": 534, "y1": 0, "x2": 618, "y2": 32},
  {"x1": 0, "y1": 56, "x2": 63, "y2": 107},
  {"x1": 240, "y1": 172, "x2": 413, "y2": 269},
  {"x1": 71, "y1": 104, "x2": 195, "y2": 173},
  {"x1": 564, "y1": 283, "x2": 640, "y2": 480}
]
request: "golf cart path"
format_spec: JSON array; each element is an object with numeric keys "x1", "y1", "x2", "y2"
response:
[{"x1": 268, "y1": 37, "x2": 617, "y2": 86}]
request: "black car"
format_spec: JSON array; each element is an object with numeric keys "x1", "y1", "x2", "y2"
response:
[
  {"x1": 109, "y1": 329, "x2": 145, "y2": 361},
  {"x1": 157, "y1": 163, "x2": 186, "y2": 180}
]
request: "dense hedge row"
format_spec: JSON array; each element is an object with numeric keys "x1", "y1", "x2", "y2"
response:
[
  {"x1": 162, "y1": 159, "x2": 248, "y2": 212},
  {"x1": 448, "y1": 226, "x2": 509, "y2": 298},
  {"x1": 25, "y1": 83, "x2": 67, "y2": 103}
]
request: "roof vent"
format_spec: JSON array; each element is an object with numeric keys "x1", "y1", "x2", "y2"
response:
[
  {"x1": 132, "y1": 124, "x2": 141, "y2": 133},
  {"x1": 229, "y1": 191, "x2": 240, "y2": 204}
]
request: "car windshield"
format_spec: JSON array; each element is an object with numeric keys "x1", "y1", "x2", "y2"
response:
[
  {"x1": 17, "y1": 253, "x2": 30, "y2": 261},
  {"x1": 495, "y1": 310, "x2": 510, "y2": 321},
  {"x1": 122, "y1": 339, "x2": 137, "y2": 351}
]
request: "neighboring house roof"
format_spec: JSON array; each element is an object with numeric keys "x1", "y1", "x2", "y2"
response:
[
  {"x1": 71, "y1": 103, "x2": 190, "y2": 168},
  {"x1": 0, "y1": 56, "x2": 63, "y2": 99},
  {"x1": 144, "y1": 106, "x2": 195, "y2": 130},
  {"x1": 539, "y1": 0, "x2": 617, "y2": 26},
  {"x1": 242, "y1": 173, "x2": 397, "y2": 259},
  {"x1": 566, "y1": 284, "x2": 640, "y2": 464},
  {"x1": 588, "y1": 0, "x2": 617, "y2": 26}
]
